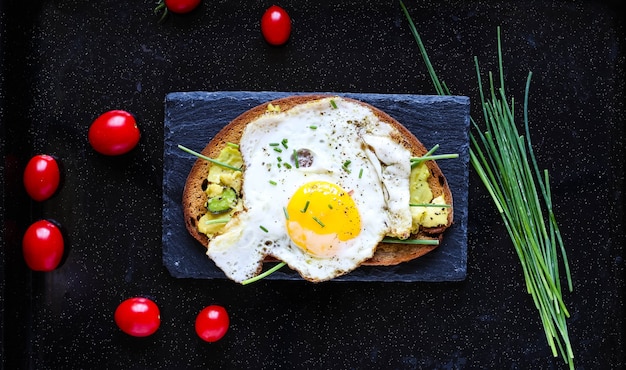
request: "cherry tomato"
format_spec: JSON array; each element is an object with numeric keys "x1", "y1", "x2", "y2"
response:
[
  {"x1": 88, "y1": 110, "x2": 140, "y2": 156},
  {"x1": 22, "y1": 220, "x2": 65, "y2": 271},
  {"x1": 164, "y1": 0, "x2": 201, "y2": 14},
  {"x1": 195, "y1": 305, "x2": 229, "y2": 342},
  {"x1": 114, "y1": 297, "x2": 161, "y2": 337},
  {"x1": 260, "y1": 5, "x2": 292, "y2": 46},
  {"x1": 155, "y1": 0, "x2": 200, "y2": 21},
  {"x1": 23, "y1": 154, "x2": 60, "y2": 201}
]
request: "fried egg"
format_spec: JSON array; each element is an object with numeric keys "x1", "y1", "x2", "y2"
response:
[{"x1": 207, "y1": 97, "x2": 413, "y2": 282}]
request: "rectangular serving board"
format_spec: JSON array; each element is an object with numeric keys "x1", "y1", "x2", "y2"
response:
[{"x1": 162, "y1": 91, "x2": 470, "y2": 282}]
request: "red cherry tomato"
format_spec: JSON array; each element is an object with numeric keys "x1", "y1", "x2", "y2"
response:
[
  {"x1": 22, "y1": 220, "x2": 65, "y2": 271},
  {"x1": 195, "y1": 305, "x2": 229, "y2": 342},
  {"x1": 261, "y1": 5, "x2": 292, "y2": 46},
  {"x1": 23, "y1": 154, "x2": 60, "y2": 201},
  {"x1": 88, "y1": 110, "x2": 140, "y2": 156},
  {"x1": 114, "y1": 297, "x2": 161, "y2": 337},
  {"x1": 164, "y1": 0, "x2": 201, "y2": 14}
]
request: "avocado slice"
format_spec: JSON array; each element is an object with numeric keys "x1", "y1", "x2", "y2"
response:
[{"x1": 207, "y1": 187, "x2": 238, "y2": 214}]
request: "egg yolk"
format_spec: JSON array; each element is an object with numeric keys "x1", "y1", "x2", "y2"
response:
[{"x1": 285, "y1": 181, "x2": 361, "y2": 258}]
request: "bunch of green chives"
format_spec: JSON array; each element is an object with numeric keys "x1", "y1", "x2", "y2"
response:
[{"x1": 399, "y1": 2, "x2": 574, "y2": 368}]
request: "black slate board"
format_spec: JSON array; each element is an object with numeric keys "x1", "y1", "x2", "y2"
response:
[{"x1": 162, "y1": 91, "x2": 470, "y2": 282}]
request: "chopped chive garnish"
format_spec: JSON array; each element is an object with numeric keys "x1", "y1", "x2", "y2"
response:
[
  {"x1": 177, "y1": 145, "x2": 242, "y2": 172},
  {"x1": 259, "y1": 225, "x2": 269, "y2": 233},
  {"x1": 409, "y1": 203, "x2": 451, "y2": 208},
  {"x1": 309, "y1": 125, "x2": 317, "y2": 130},
  {"x1": 281, "y1": 138, "x2": 288, "y2": 149},
  {"x1": 283, "y1": 163, "x2": 292, "y2": 169},
  {"x1": 283, "y1": 207, "x2": 290, "y2": 220},
  {"x1": 269, "y1": 180, "x2": 277, "y2": 185},
  {"x1": 328, "y1": 204, "x2": 333, "y2": 209},
  {"x1": 293, "y1": 149, "x2": 299, "y2": 168},
  {"x1": 301, "y1": 200, "x2": 310, "y2": 213},
  {"x1": 273, "y1": 147, "x2": 283, "y2": 153},
  {"x1": 204, "y1": 218, "x2": 231, "y2": 225},
  {"x1": 358, "y1": 168, "x2": 363, "y2": 178},
  {"x1": 312, "y1": 216, "x2": 325, "y2": 227},
  {"x1": 269, "y1": 143, "x2": 280, "y2": 146},
  {"x1": 342, "y1": 160, "x2": 352, "y2": 173},
  {"x1": 277, "y1": 157, "x2": 282, "y2": 162},
  {"x1": 226, "y1": 142, "x2": 239, "y2": 148},
  {"x1": 241, "y1": 262, "x2": 287, "y2": 285},
  {"x1": 381, "y1": 237, "x2": 439, "y2": 245},
  {"x1": 330, "y1": 99, "x2": 338, "y2": 109}
]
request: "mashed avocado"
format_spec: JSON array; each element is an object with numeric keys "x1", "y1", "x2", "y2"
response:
[
  {"x1": 409, "y1": 162, "x2": 450, "y2": 231},
  {"x1": 198, "y1": 145, "x2": 244, "y2": 236},
  {"x1": 266, "y1": 103, "x2": 281, "y2": 113},
  {"x1": 198, "y1": 145, "x2": 449, "y2": 237}
]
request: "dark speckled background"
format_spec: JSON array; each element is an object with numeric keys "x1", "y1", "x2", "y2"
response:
[{"x1": 1, "y1": 0, "x2": 624, "y2": 369}]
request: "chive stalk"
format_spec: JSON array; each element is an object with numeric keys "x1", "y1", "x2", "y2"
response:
[
  {"x1": 409, "y1": 203, "x2": 451, "y2": 208},
  {"x1": 424, "y1": 144, "x2": 440, "y2": 157},
  {"x1": 177, "y1": 145, "x2": 242, "y2": 172},
  {"x1": 400, "y1": 3, "x2": 573, "y2": 367},
  {"x1": 381, "y1": 237, "x2": 439, "y2": 245},
  {"x1": 411, "y1": 153, "x2": 459, "y2": 166},
  {"x1": 204, "y1": 218, "x2": 231, "y2": 225},
  {"x1": 241, "y1": 262, "x2": 287, "y2": 285}
]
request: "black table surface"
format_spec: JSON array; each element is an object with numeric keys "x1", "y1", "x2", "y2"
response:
[{"x1": 1, "y1": 1, "x2": 624, "y2": 369}]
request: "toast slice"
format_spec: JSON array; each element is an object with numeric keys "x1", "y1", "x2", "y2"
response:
[{"x1": 181, "y1": 94, "x2": 453, "y2": 268}]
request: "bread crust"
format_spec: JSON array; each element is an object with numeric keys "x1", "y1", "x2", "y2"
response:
[{"x1": 181, "y1": 94, "x2": 453, "y2": 267}]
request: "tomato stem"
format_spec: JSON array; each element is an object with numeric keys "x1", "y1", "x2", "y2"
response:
[{"x1": 154, "y1": 0, "x2": 169, "y2": 23}]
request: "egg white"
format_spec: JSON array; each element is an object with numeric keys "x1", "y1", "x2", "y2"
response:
[{"x1": 207, "y1": 97, "x2": 412, "y2": 282}]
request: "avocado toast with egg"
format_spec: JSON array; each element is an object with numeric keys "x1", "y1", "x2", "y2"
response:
[{"x1": 181, "y1": 95, "x2": 454, "y2": 282}]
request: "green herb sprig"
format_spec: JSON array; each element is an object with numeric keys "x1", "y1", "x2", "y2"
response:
[
  {"x1": 400, "y1": 2, "x2": 573, "y2": 367},
  {"x1": 178, "y1": 144, "x2": 242, "y2": 172},
  {"x1": 381, "y1": 237, "x2": 439, "y2": 245},
  {"x1": 204, "y1": 217, "x2": 231, "y2": 225},
  {"x1": 410, "y1": 153, "x2": 459, "y2": 167},
  {"x1": 411, "y1": 144, "x2": 458, "y2": 167},
  {"x1": 409, "y1": 203, "x2": 451, "y2": 208},
  {"x1": 241, "y1": 262, "x2": 287, "y2": 285}
]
